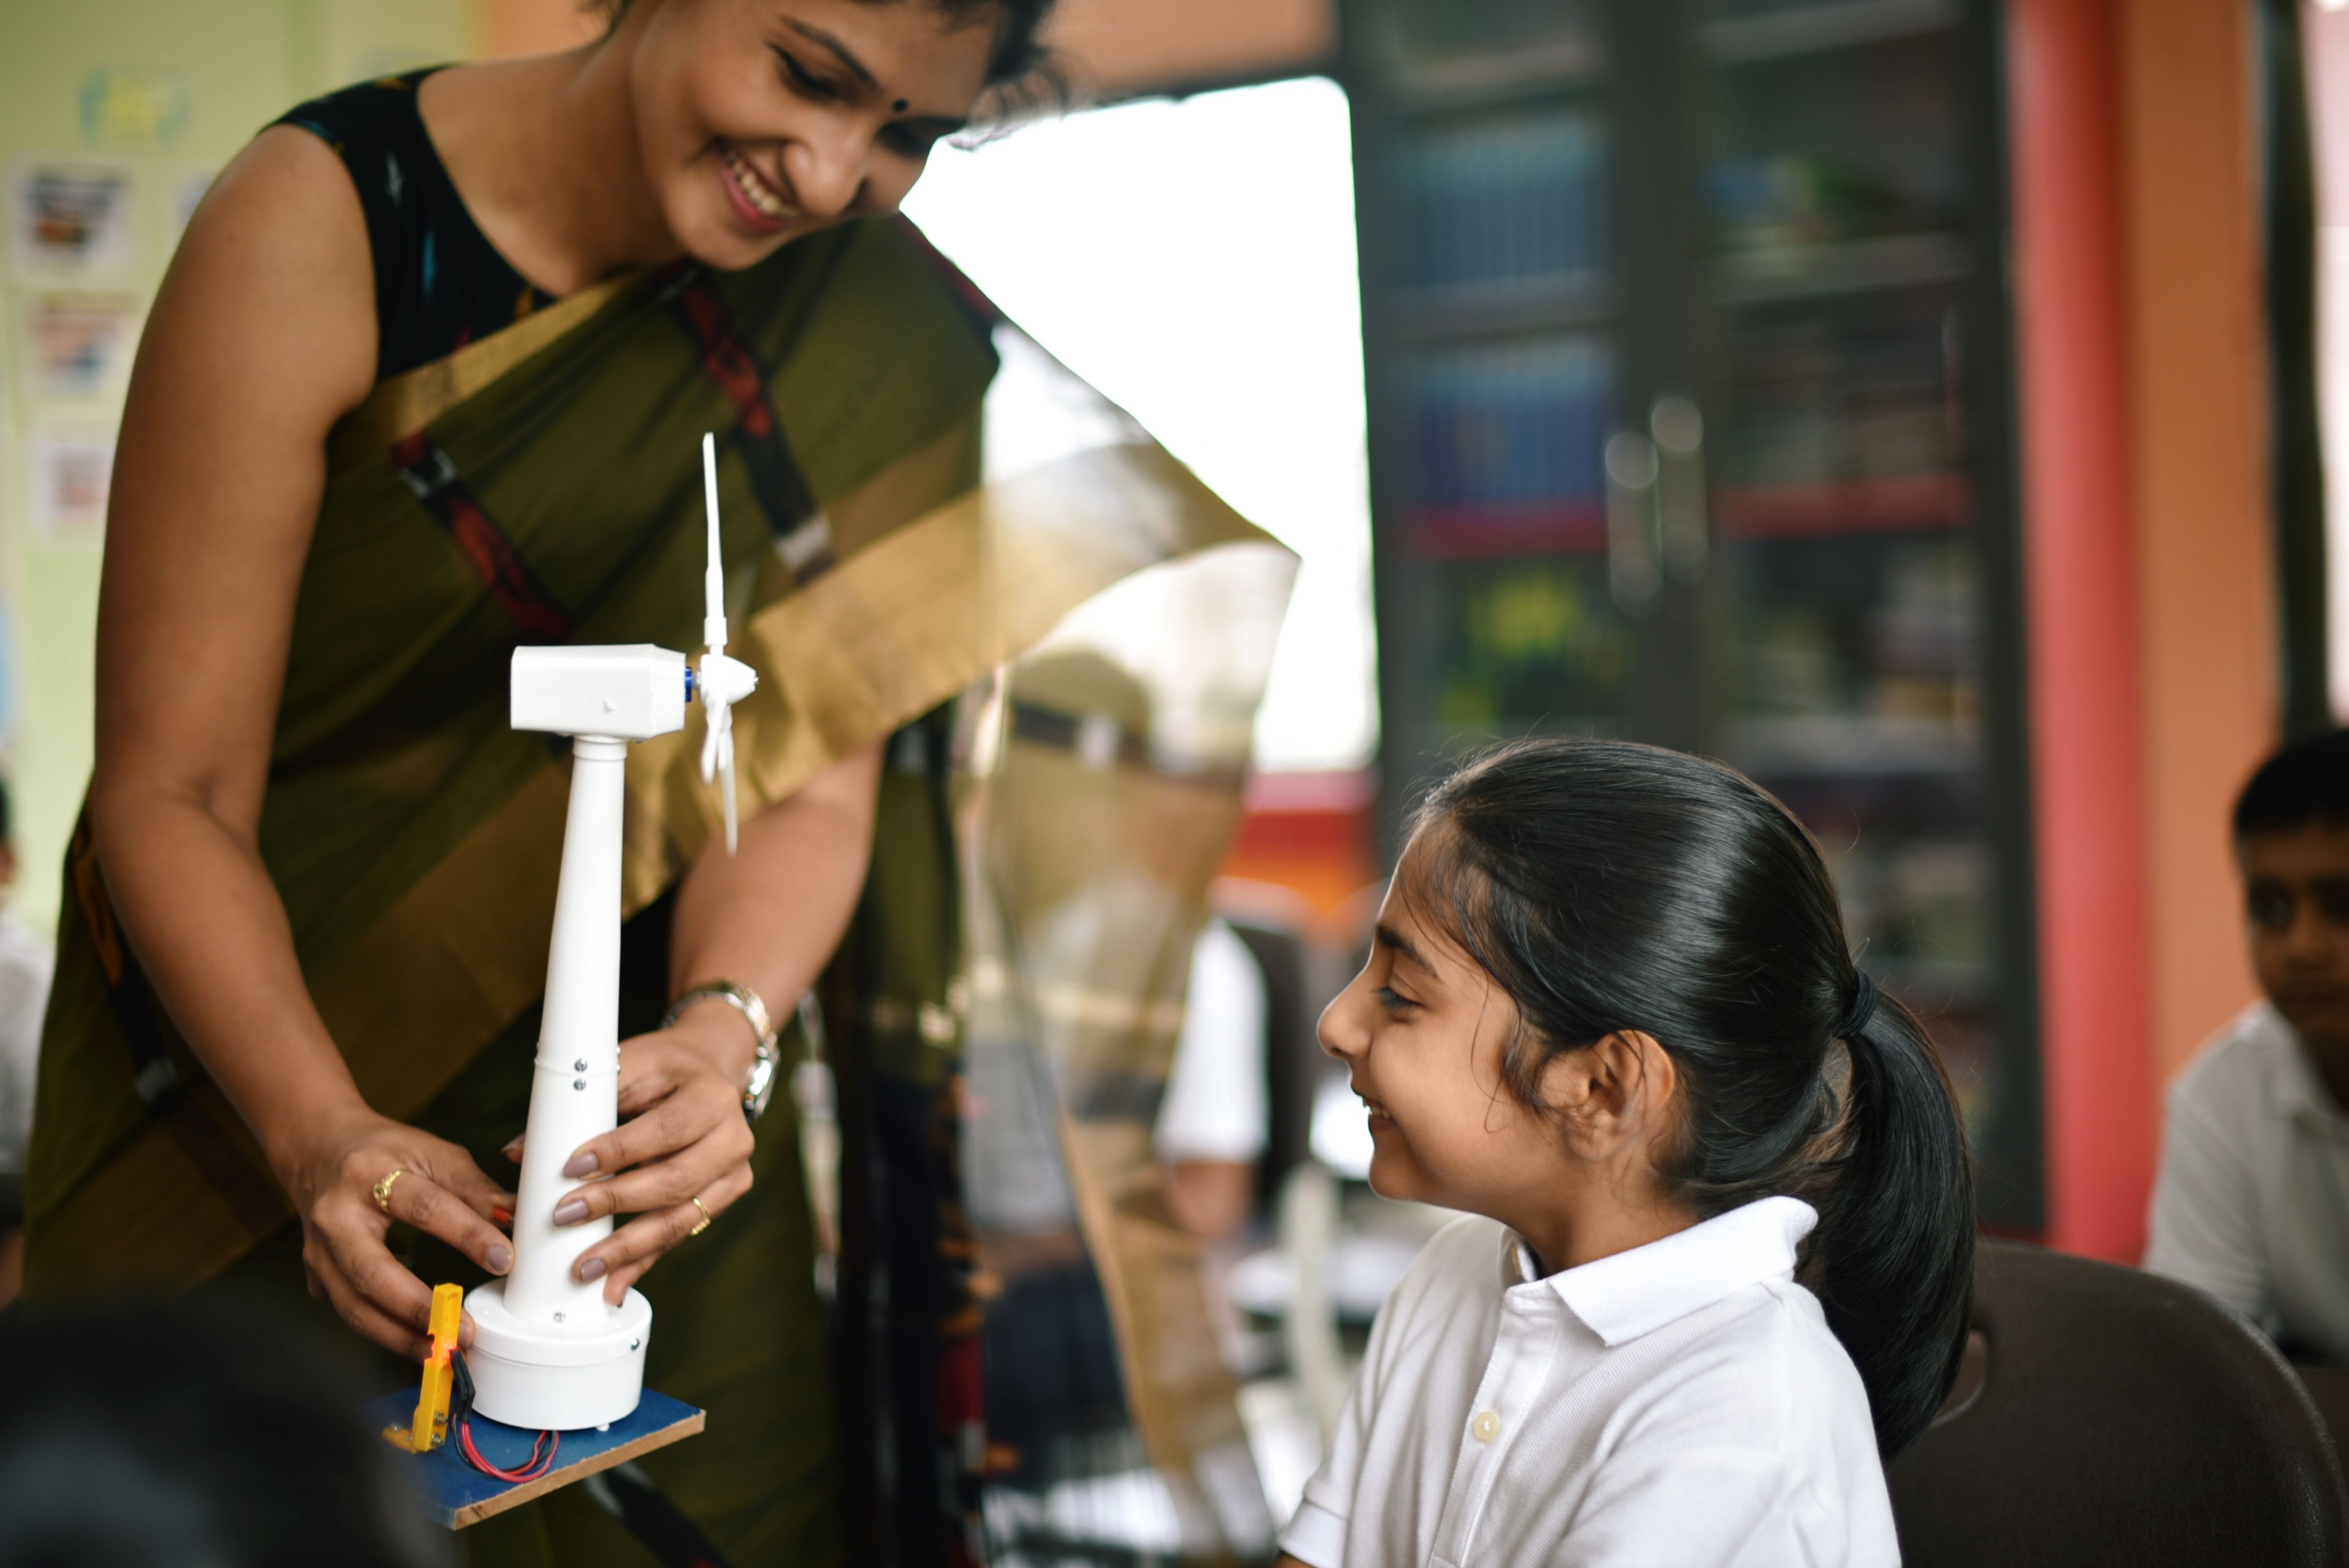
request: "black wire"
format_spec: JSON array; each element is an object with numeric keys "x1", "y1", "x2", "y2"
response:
[{"x1": 448, "y1": 1348, "x2": 557, "y2": 1481}]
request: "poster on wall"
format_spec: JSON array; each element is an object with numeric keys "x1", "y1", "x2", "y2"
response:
[
  {"x1": 25, "y1": 428, "x2": 115, "y2": 546},
  {"x1": 24, "y1": 294, "x2": 141, "y2": 403},
  {"x1": 80, "y1": 67, "x2": 189, "y2": 151},
  {"x1": 10, "y1": 162, "x2": 139, "y2": 280}
]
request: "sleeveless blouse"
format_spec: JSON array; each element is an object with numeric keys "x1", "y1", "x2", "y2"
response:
[{"x1": 275, "y1": 69, "x2": 557, "y2": 380}]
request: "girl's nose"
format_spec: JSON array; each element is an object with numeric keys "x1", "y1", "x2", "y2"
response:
[{"x1": 1318, "y1": 982, "x2": 1369, "y2": 1062}]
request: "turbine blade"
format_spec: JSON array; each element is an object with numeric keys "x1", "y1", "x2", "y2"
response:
[
  {"x1": 721, "y1": 748, "x2": 739, "y2": 855},
  {"x1": 701, "y1": 434, "x2": 727, "y2": 652}
]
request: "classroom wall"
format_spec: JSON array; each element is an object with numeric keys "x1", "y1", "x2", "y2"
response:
[
  {"x1": 2009, "y1": 0, "x2": 2276, "y2": 1262},
  {"x1": 0, "y1": 0, "x2": 477, "y2": 942},
  {"x1": 2116, "y1": 0, "x2": 2273, "y2": 1093}
]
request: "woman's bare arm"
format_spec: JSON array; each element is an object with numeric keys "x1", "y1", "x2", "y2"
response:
[{"x1": 92, "y1": 126, "x2": 513, "y2": 1355}]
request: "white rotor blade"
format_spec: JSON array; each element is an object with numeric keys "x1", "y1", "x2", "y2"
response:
[
  {"x1": 701, "y1": 432, "x2": 727, "y2": 653},
  {"x1": 721, "y1": 747, "x2": 739, "y2": 856}
]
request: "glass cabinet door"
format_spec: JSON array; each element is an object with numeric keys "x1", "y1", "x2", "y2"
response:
[
  {"x1": 1351, "y1": 0, "x2": 2039, "y2": 1223},
  {"x1": 1352, "y1": 2, "x2": 1642, "y2": 770},
  {"x1": 1680, "y1": 0, "x2": 2036, "y2": 1219}
]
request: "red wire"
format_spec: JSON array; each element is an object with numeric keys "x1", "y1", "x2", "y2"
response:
[
  {"x1": 456, "y1": 1415, "x2": 559, "y2": 1483},
  {"x1": 445, "y1": 1350, "x2": 557, "y2": 1484}
]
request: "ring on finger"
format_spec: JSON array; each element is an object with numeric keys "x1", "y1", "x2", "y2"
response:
[
  {"x1": 372, "y1": 1168, "x2": 409, "y2": 1214},
  {"x1": 689, "y1": 1196, "x2": 713, "y2": 1237}
]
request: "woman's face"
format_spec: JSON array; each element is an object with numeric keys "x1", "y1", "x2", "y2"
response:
[{"x1": 626, "y1": 0, "x2": 998, "y2": 268}]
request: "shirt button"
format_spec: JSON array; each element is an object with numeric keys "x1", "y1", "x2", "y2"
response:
[{"x1": 1471, "y1": 1411, "x2": 1501, "y2": 1443}]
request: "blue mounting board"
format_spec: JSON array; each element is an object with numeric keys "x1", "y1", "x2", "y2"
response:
[{"x1": 364, "y1": 1388, "x2": 704, "y2": 1529}]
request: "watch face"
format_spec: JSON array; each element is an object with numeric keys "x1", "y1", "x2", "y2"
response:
[{"x1": 743, "y1": 1050, "x2": 779, "y2": 1122}]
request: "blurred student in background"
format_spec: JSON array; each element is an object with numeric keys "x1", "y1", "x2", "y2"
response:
[
  {"x1": 1156, "y1": 915, "x2": 1270, "y2": 1242},
  {"x1": 0, "y1": 779, "x2": 56, "y2": 1308},
  {"x1": 2147, "y1": 730, "x2": 2349, "y2": 1360},
  {"x1": 0, "y1": 1296, "x2": 449, "y2": 1568}
]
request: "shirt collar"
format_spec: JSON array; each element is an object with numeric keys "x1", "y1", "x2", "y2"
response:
[
  {"x1": 2253, "y1": 1004, "x2": 2349, "y2": 1134},
  {"x1": 1506, "y1": 1195, "x2": 1818, "y2": 1347}
]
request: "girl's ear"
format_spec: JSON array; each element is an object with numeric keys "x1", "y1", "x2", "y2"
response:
[{"x1": 1540, "y1": 1029, "x2": 1680, "y2": 1157}]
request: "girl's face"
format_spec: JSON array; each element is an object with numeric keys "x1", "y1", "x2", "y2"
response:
[
  {"x1": 1318, "y1": 836, "x2": 1585, "y2": 1219},
  {"x1": 625, "y1": 0, "x2": 997, "y2": 269}
]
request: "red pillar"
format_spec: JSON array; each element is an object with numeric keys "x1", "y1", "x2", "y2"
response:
[{"x1": 2007, "y1": 0, "x2": 2156, "y2": 1260}]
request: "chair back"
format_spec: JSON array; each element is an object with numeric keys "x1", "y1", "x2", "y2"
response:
[{"x1": 1888, "y1": 1239, "x2": 2348, "y2": 1566}]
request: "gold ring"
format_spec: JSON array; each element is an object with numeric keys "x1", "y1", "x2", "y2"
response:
[
  {"x1": 689, "y1": 1196, "x2": 713, "y2": 1237},
  {"x1": 372, "y1": 1168, "x2": 409, "y2": 1214}
]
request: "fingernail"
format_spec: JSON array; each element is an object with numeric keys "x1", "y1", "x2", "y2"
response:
[
  {"x1": 561, "y1": 1152, "x2": 598, "y2": 1179},
  {"x1": 578, "y1": 1257, "x2": 607, "y2": 1283},
  {"x1": 552, "y1": 1198, "x2": 590, "y2": 1226},
  {"x1": 486, "y1": 1243, "x2": 512, "y2": 1273}
]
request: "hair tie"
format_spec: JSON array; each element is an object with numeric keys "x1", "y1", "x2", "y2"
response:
[{"x1": 1836, "y1": 972, "x2": 1880, "y2": 1040}]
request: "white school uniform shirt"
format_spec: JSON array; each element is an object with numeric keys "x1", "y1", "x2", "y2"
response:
[
  {"x1": 1279, "y1": 1196, "x2": 1898, "y2": 1568},
  {"x1": 2145, "y1": 1000, "x2": 2349, "y2": 1359},
  {"x1": 1153, "y1": 918, "x2": 1269, "y2": 1166}
]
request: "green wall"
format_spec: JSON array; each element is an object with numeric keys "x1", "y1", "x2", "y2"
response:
[{"x1": 0, "y1": 0, "x2": 476, "y2": 939}]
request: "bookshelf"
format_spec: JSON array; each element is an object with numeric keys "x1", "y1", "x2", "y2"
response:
[{"x1": 1346, "y1": 0, "x2": 2041, "y2": 1227}]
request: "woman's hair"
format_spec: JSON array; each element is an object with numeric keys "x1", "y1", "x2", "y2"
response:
[
  {"x1": 1407, "y1": 737, "x2": 1975, "y2": 1458},
  {"x1": 595, "y1": 0, "x2": 1058, "y2": 90}
]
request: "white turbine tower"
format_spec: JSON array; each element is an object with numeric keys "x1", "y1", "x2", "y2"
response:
[{"x1": 462, "y1": 435, "x2": 757, "y2": 1431}]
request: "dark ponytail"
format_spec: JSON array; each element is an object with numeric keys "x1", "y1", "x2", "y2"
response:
[{"x1": 1408, "y1": 738, "x2": 1975, "y2": 1457}]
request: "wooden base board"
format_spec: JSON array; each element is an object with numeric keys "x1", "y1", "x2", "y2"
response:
[{"x1": 362, "y1": 1387, "x2": 704, "y2": 1528}]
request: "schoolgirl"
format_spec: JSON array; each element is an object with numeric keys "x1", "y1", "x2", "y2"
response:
[{"x1": 1278, "y1": 738, "x2": 1973, "y2": 1567}]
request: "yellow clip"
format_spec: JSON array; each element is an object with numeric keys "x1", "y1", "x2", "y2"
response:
[{"x1": 383, "y1": 1283, "x2": 465, "y2": 1453}]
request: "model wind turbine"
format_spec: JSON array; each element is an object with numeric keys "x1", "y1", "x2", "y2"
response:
[{"x1": 463, "y1": 435, "x2": 757, "y2": 1431}]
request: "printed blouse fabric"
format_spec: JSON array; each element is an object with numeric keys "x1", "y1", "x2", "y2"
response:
[{"x1": 275, "y1": 70, "x2": 557, "y2": 381}]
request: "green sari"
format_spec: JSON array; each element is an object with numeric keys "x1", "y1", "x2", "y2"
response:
[{"x1": 24, "y1": 214, "x2": 1288, "y2": 1563}]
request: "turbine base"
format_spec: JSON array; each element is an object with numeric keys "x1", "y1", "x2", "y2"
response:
[{"x1": 462, "y1": 1279, "x2": 652, "y2": 1432}]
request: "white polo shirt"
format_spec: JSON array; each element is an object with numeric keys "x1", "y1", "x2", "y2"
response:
[
  {"x1": 1279, "y1": 1196, "x2": 1898, "y2": 1568},
  {"x1": 2146, "y1": 1001, "x2": 2349, "y2": 1359}
]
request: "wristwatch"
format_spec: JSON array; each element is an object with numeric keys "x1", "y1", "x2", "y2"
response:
[{"x1": 663, "y1": 981, "x2": 779, "y2": 1122}]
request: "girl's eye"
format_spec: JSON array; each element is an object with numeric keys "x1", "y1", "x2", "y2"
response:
[
  {"x1": 1375, "y1": 986, "x2": 1417, "y2": 1015},
  {"x1": 772, "y1": 48, "x2": 841, "y2": 102}
]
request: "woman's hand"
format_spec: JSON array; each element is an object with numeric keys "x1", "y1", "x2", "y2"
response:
[
  {"x1": 276, "y1": 1111, "x2": 516, "y2": 1360},
  {"x1": 539, "y1": 1013, "x2": 756, "y2": 1305}
]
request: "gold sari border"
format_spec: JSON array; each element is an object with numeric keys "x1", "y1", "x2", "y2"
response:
[{"x1": 326, "y1": 272, "x2": 643, "y2": 471}]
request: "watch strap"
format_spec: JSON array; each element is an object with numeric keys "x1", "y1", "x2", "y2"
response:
[{"x1": 663, "y1": 981, "x2": 781, "y2": 1121}]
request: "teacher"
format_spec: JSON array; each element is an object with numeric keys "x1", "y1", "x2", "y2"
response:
[{"x1": 10, "y1": 1, "x2": 1165, "y2": 1561}]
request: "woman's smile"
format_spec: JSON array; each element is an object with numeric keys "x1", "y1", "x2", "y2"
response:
[{"x1": 716, "y1": 138, "x2": 797, "y2": 232}]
